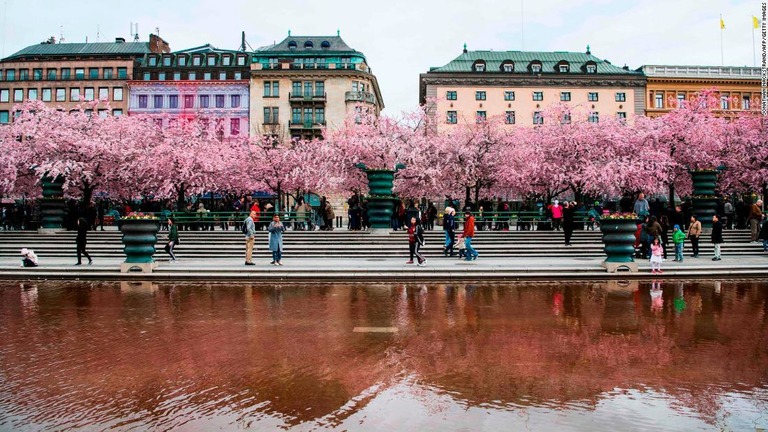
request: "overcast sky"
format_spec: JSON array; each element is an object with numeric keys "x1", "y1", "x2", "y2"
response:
[{"x1": 0, "y1": 0, "x2": 760, "y2": 114}]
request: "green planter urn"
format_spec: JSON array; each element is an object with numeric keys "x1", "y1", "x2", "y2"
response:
[
  {"x1": 689, "y1": 169, "x2": 720, "y2": 228},
  {"x1": 599, "y1": 218, "x2": 638, "y2": 263},
  {"x1": 39, "y1": 175, "x2": 66, "y2": 230},
  {"x1": 119, "y1": 218, "x2": 160, "y2": 263},
  {"x1": 367, "y1": 197, "x2": 396, "y2": 229},
  {"x1": 356, "y1": 163, "x2": 405, "y2": 232}
]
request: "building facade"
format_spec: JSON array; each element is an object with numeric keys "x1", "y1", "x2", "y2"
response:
[
  {"x1": 0, "y1": 34, "x2": 170, "y2": 123},
  {"x1": 420, "y1": 46, "x2": 646, "y2": 132},
  {"x1": 127, "y1": 45, "x2": 250, "y2": 138},
  {"x1": 640, "y1": 65, "x2": 761, "y2": 117},
  {"x1": 250, "y1": 34, "x2": 384, "y2": 141}
]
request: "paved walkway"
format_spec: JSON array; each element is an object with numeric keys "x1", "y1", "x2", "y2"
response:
[{"x1": 1, "y1": 254, "x2": 766, "y2": 281}]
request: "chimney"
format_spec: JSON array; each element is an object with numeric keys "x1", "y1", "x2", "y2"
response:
[
  {"x1": 115, "y1": 37, "x2": 126, "y2": 43},
  {"x1": 149, "y1": 33, "x2": 171, "y2": 53},
  {"x1": 622, "y1": 64, "x2": 629, "y2": 71},
  {"x1": 463, "y1": 43, "x2": 467, "y2": 54}
]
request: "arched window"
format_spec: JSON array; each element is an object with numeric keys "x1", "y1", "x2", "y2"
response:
[
  {"x1": 472, "y1": 59, "x2": 486, "y2": 72},
  {"x1": 583, "y1": 61, "x2": 598, "y2": 74},
  {"x1": 304, "y1": 40, "x2": 314, "y2": 49},
  {"x1": 321, "y1": 40, "x2": 331, "y2": 49},
  {"x1": 556, "y1": 61, "x2": 570, "y2": 73},
  {"x1": 288, "y1": 41, "x2": 298, "y2": 50},
  {"x1": 529, "y1": 61, "x2": 542, "y2": 73},
  {"x1": 500, "y1": 60, "x2": 514, "y2": 72}
]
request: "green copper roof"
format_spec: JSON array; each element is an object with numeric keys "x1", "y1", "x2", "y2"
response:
[
  {"x1": 3, "y1": 41, "x2": 152, "y2": 60},
  {"x1": 254, "y1": 35, "x2": 364, "y2": 59},
  {"x1": 429, "y1": 50, "x2": 640, "y2": 75}
]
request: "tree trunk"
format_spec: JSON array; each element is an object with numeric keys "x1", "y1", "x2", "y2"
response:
[
  {"x1": 81, "y1": 183, "x2": 93, "y2": 206},
  {"x1": 668, "y1": 182, "x2": 676, "y2": 212},
  {"x1": 176, "y1": 184, "x2": 186, "y2": 211},
  {"x1": 465, "y1": 186, "x2": 470, "y2": 205},
  {"x1": 473, "y1": 185, "x2": 480, "y2": 205}
]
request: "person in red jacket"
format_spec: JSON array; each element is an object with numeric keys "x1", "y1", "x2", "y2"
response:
[{"x1": 463, "y1": 210, "x2": 479, "y2": 261}]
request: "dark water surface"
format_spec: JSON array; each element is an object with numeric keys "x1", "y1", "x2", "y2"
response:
[{"x1": 1, "y1": 279, "x2": 767, "y2": 431}]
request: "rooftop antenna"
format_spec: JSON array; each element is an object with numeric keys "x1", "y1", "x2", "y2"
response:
[
  {"x1": 155, "y1": 26, "x2": 160, "y2": 37},
  {"x1": 130, "y1": 22, "x2": 140, "y2": 41},
  {"x1": 240, "y1": 31, "x2": 246, "y2": 51},
  {"x1": 59, "y1": 25, "x2": 65, "y2": 43},
  {"x1": 96, "y1": 25, "x2": 101, "y2": 42}
]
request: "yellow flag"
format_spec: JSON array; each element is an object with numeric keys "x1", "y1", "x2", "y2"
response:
[
  {"x1": 754, "y1": 16, "x2": 760, "y2": 29},
  {"x1": 720, "y1": 17, "x2": 725, "y2": 29}
]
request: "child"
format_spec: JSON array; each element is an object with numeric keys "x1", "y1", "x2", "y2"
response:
[
  {"x1": 650, "y1": 236, "x2": 664, "y2": 274},
  {"x1": 672, "y1": 224, "x2": 685, "y2": 262},
  {"x1": 456, "y1": 233, "x2": 467, "y2": 259},
  {"x1": 20, "y1": 248, "x2": 38, "y2": 267}
]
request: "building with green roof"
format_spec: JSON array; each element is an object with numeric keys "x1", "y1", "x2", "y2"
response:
[{"x1": 420, "y1": 45, "x2": 646, "y2": 131}]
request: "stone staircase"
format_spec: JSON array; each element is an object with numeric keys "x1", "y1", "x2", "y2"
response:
[{"x1": 0, "y1": 229, "x2": 762, "y2": 259}]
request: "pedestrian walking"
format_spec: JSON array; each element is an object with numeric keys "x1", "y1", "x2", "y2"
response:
[
  {"x1": 550, "y1": 200, "x2": 563, "y2": 231},
  {"x1": 20, "y1": 248, "x2": 38, "y2": 267},
  {"x1": 749, "y1": 200, "x2": 763, "y2": 242},
  {"x1": 406, "y1": 216, "x2": 426, "y2": 266},
  {"x1": 687, "y1": 215, "x2": 702, "y2": 258},
  {"x1": 650, "y1": 237, "x2": 664, "y2": 274},
  {"x1": 267, "y1": 213, "x2": 286, "y2": 265},
  {"x1": 463, "y1": 210, "x2": 479, "y2": 261},
  {"x1": 711, "y1": 214, "x2": 724, "y2": 261},
  {"x1": 563, "y1": 201, "x2": 575, "y2": 246},
  {"x1": 672, "y1": 224, "x2": 685, "y2": 262},
  {"x1": 243, "y1": 210, "x2": 256, "y2": 266},
  {"x1": 164, "y1": 217, "x2": 179, "y2": 262},
  {"x1": 75, "y1": 217, "x2": 92, "y2": 265},
  {"x1": 443, "y1": 207, "x2": 456, "y2": 256}
]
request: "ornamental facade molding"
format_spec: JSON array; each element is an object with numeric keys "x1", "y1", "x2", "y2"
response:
[
  {"x1": 127, "y1": 83, "x2": 249, "y2": 94},
  {"x1": 421, "y1": 76, "x2": 646, "y2": 88}
]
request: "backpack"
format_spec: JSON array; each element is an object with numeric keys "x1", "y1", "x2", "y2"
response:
[{"x1": 241, "y1": 218, "x2": 250, "y2": 235}]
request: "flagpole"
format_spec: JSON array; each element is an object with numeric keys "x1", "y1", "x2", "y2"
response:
[
  {"x1": 720, "y1": 14, "x2": 724, "y2": 66},
  {"x1": 754, "y1": 23, "x2": 757, "y2": 67}
]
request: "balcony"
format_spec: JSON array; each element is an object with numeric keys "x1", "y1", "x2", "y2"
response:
[
  {"x1": 345, "y1": 91, "x2": 376, "y2": 104},
  {"x1": 289, "y1": 92, "x2": 327, "y2": 102},
  {"x1": 289, "y1": 120, "x2": 326, "y2": 130}
]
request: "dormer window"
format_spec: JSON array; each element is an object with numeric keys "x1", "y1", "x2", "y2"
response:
[
  {"x1": 559, "y1": 65, "x2": 569, "y2": 73},
  {"x1": 207, "y1": 55, "x2": 216, "y2": 66},
  {"x1": 530, "y1": 61, "x2": 542, "y2": 73},
  {"x1": 192, "y1": 56, "x2": 201, "y2": 66},
  {"x1": 178, "y1": 56, "x2": 187, "y2": 66},
  {"x1": 304, "y1": 40, "x2": 314, "y2": 49},
  {"x1": 556, "y1": 61, "x2": 570, "y2": 73},
  {"x1": 222, "y1": 55, "x2": 231, "y2": 66},
  {"x1": 321, "y1": 40, "x2": 331, "y2": 49},
  {"x1": 472, "y1": 60, "x2": 486, "y2": 72},
  {"x1": 237, "y1": 56, "x2": 246, "y2": 66},
  {"x1": 148, "y1": 56, "x2": 157, "y2": 66},
  {"x1": 586, "y1": 64, "x2": 597, "y2": 73},
  {"x1": 162, "y1": 56, "x2": 171, "y2": 66},
  {"x1": 288, "y1": 41, "x2": 298, "y2": 50},
  {"x1": 500, "y1": 60, "x2": 514, "y2": 73}
]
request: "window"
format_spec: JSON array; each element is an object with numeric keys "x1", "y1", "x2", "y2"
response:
[
  {"x1": 234, "y1": 72, "x2": 242, "y2": 80},
  {"x1": 476, "y1": 111, "x2": 487, "y2": 123},
  {"x1": 560, "y1": 92, "x2": 571, "y2": 102},
  {"x1": 504, "y1": 91, "x2": 515, "y2": 101},
  {"x1": 112, "y1": 109, "x2": 123, "y2": 117},
  {"x1": 231, "y1": 94, "x2": 241, "y2": 108},
  {"x1": 586, "y1": 64, "x2": 597, "y2": 74},
  {"x1": 222, "y1": 56, "x2": 231, "y2": 66},
  {"x1": 264, "y1": 107, "x2": 273, "y2": 124},
  {"x1": 70, "y1": 88, "x2": 80, "y2": 101},
  {"x1": 178, "y1": 56, "x2": 187, "y2": 66},
  {"x1": 315, "y1": 107, "x2": 325, "y2": 123},
  {"x1": 561, "y1": 113, "x2": 571, "y2": 124},
  {"x1": 173, "y1": 72, "x2": 181, "y2": 81},
  {"x1": 199, "y1": 95, "x2": 209, "y2": 108},
  {"x1": 103, "y1": 68, "x2": 113, "y2": 79},
  {"x1": 98, "y1": 87, "x2": 108, "y2": 101},
  {"x1": 19, "y1": 69, "x2": 28, "y2": 80},
  {"x1": 237, "y1": 56, "x2": 246, "y2": 66},
  {"x1": 475, "y1": 91, "x2": 486, "y2": 101},
  {"x1": 588, "y1": 112, "x2": 599, "y2": 123},
  {"x1": 113, "y1": 87, "x2": 123, "y2": 101},
  {"x1": 743, "y1": 95, "x2": 751, "y2": 110},
  {"x1": 163, "y1": 56, "x2": 171, "y2": 67},
  {"x1": 559, "y1": 65, "x2": 569, "y2": 73},
  {"x1": 203, "y1": 72, "x2": 211, "y2": 81},
  {"x1": 264, "y1": 81, "x2": 272, "y2": 97},
  {"x1": 532, "y1": 91, "x2": 543, "y2": 101},
  {"x1": 6, "y1": 70, "x2": 14, "y2": 81},
  {"x1": 75, "y1": 68, "x2": 84, "y2": 80},
  {"x1": 28, "y1": 88, "x2": 38, "y2": 100},
  {"x1": 474, "y1": 63, "x2": 485, "y2": 72},
  {"x1": 169, "y1": 95, "x2": 178, "y2": 109},
  {"x1": 184, "y1": 95, "x2": 194, "y2": 108},
  {"x1": 654, "y1": 93, "x2": 664, "y2": 109},
  {"x1": 47, "y1": 69, "x2": 57, "y2": 80},
  {"x1": 505, "y1": 111, "x2": 515, "y2": 124},
  {"x1": 143, "y1": 72, "x2": 151, "y2": 81},
  {"x1": 304, "y1": 81, "x2": 312, "y2": 97},
  {"x1": 588, "y1": 92, "x2": 599, "y2": 102},
  {"x1": 292, "y1": 107, "x2": 301, "y2": 124},
  {"x1": 89, "y1": 68, "x2": 98, "y2": 79},
  {"x1": 0, "y1": 89, "x2": 7, "y2": 102},
  {"x1": 188, "y1": 72, "x2": 196, "y2": 80},
  {"x1": 616, "y1": 112, "x2": 627, "y2": 120},
  {"x1": 447, "y1": 111, "x2": 457, "y2": 124},
  {"x1": 446, "y1": 91, "x2": 457, "y2": 100},
  {"x1": 98, "y1": 109, "x2": 108, "y2": 119},
  {"x1": 315, "y1": 81, "x2": 324, "y2": 97},
  {"x1": 230, "y1": 118, "x2": 240, "y2": 135},
  {"x1": 272, "y1": 81, "x2": 279, "y2": 96},
  {"x1": 33, "y1": 69, "x2": 42, "y2": 80},
  {"x1": 677, "y1": 93, "x2": 686, "y2": 106},
  {"x1": 219, "y1": 72, "x2": 227, "y2": 80},
  {"x1": 503, "y1": 63, "x2": 513, "y2": 72},
  {"x1": 117, "y1": 68, "x2": 127, "y2": 79},
  {"x1": 153, "y1": 95, "x2": 163, "y2": 108},
  {"x1": 158, "y1": 72, "x2": 166, "y2": 81},
  {"x1": 192, "y1": 56, "x2": 201, "y2": 66},
  {"x1": 615, "y1": 92, "x2": 626, "y2": 102},
  {"x1": 138, "y1": 95, "x2": 148, "y2": 108},
  {"x1": 148, "y1": 56, "x2": 157, "y2": 66},
  {"x1": 533, "y1": 111, "x2": 543, "y2": 125},
  {"x1": 84, "y1": 87, "x2": 94, "y2": 101},
  {"x1": 720, "y1": 94, "x2": 729, "y2": 110},
  {"x1": 56, "y1": 88, "x2": 65, "y2": 102},
  {"x1": 0, "y1": 111, "x2": 8, "y2": 124},
  {"x1": 215, "y1": 94, "x2": 225, "y2": 108},
  {"x1": 304, "y1": 107, "x2": 312, "y2": 124},
  {"x1": 207, "y1": 56, "x2": 216, "y2": 66},
  {"x1": 531, "y1": 64, "x2": 542, "y2": 73},
  {"x1": 351, "y1": 81, "x2": 359, "y2": 92},
  {"x1": 13, "y1": 89, "x2": 23, "y2": 102}
]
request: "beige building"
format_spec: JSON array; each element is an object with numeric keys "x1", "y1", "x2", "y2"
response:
[
  {"x1": 420, "y1": 46, "x2": 646, "y2": 132},
  {"x1": 250, "y1": 34, "x2": 383, "y2": 141},
  {"x1": 0, "y1": 34, "x2": 170, "y2": 123}
]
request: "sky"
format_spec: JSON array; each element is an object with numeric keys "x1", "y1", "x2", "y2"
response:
[{"x1": 0, "y1": 0, "x2": 761, "y2": 114}]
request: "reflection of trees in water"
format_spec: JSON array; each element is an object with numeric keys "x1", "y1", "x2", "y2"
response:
[{"x1": 0, "y1": 280, "x2": 766, "y2": 429}]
